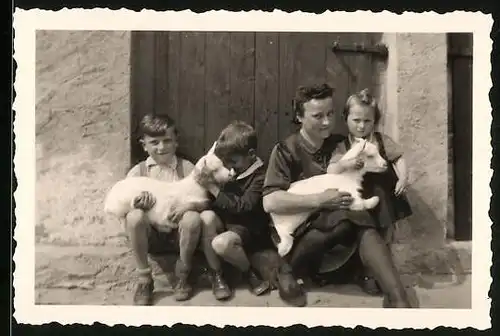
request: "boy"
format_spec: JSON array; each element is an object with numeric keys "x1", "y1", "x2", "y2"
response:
[
  {"x1": 126, "y1": 113, "x2": 203, "y2": 305},
  {"x1": 199, "y1": 121, "x2": 272, "y2": 299}
]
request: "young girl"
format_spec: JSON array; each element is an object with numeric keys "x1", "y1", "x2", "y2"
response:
[{"x1": 328, "y1": 88, "x2": 413, "y2": 294}]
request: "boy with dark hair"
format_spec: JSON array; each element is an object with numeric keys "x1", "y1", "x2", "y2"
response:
[
  {"x1": 198, "y1": 121, "x2": 272, "y2": 299},
  {"x1": 126, "y1": 113, "x2": 203, "y2": 305}
]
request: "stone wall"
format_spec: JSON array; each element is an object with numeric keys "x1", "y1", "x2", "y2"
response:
[
  {"x1": 36, "y1": 31, "x2": 131, "y2": 246},
  {"x1": 382, "y1": 33, "x2": 449, "y2": 245}
]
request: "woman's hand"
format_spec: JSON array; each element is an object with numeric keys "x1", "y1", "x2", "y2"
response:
[
  {"x1": 133, "y1": 191, "x2": 156, "y2": 210},
  {"x1": 316, "y1": 189, "x2": 354, "y2": 210}
]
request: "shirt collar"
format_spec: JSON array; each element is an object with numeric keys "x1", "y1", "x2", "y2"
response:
[
  {"x1": 236, "y1": 157, "x2": 264, "y2": 180},
  {"x1": 299, "y1": 129, "x2": 323, "y2": 154},
  {"x1": 145, "y1": 155, "x2": 178, "y2": 170}
]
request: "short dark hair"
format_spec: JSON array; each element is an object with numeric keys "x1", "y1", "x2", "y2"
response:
[
  {"x1": 138, "y1": 114, "x2": 178, "y2": 138},
  {"x1": 293, "y1": 83, "x2": 335, "y2": 123},
  {"x1": 342, "y1": 88, "x2": 381, "y2": 125},
  {"x1": 214, "y1": 121, "x2": 257, "y2": 160}
]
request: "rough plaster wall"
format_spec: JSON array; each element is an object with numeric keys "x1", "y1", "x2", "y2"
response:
[
  {"x1": 36, "y1": 31, "x2": 131, "y2": 246},
  {"x1": 392, "y1": 33, "x2": 449, "y2": 244}
]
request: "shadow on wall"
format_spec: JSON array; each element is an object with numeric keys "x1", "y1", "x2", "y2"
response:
[{"x1": 394, "y1": 187, "x2": 446, "y2": 246}]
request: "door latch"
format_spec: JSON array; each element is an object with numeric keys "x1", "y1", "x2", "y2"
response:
[{"x1": 331, "y1": 41, "x2": 389, "y2": 58}]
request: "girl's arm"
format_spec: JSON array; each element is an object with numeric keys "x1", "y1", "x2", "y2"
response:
[{"x1": 393, "y1": 155, "x2": 408, "y2": 184}]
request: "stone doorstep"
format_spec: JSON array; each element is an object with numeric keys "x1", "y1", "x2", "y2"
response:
[
  {"x1": 36, "y1": 240, "x2": 472, "y2": 274},
  {"x1": 36, "y1": 240, "x2": 471, "y2": 290},
  {"x1": 391, "y1": 240, "x2": 472, "y2": 275}
]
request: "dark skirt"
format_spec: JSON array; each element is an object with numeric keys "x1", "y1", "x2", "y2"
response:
[
  {"x1": 292, "y1": 208, "x2": 377, "y2": 238},
  {"x1": 362, "y1": 168, "x2": 413, "y2": 243},
  {"x1": 268, "y1": 208, "x2": 377, "y2": 275}
]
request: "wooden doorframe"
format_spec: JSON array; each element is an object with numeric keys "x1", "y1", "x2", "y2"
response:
[{"x1": 447, "y1": 33, "x2": 473, "y2": 241}]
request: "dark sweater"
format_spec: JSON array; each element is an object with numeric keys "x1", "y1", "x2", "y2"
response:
[{"x1": 211, "y1": 164, "x2": 270, "y2": 236}]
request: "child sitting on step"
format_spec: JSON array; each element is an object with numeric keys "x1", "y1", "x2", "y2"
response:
[{"x1": 328, "y1": 88, "x2": 413, "y2": 295}]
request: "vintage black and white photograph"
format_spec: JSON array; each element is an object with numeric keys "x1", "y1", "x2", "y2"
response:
[{"x1": 13, "y1": 9, "x2": 492, "y2": 329}]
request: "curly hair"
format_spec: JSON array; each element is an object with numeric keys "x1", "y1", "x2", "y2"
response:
[
  {"x1": 342, "y1": 88, "x2": 381, "y2": 125},
  {"x1": 292, "y1": 83, "x2": 335, "y2": 124}
]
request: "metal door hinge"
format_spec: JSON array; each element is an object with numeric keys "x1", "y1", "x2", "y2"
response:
[{"x1": 331, "y1": 41, "x2": 389, "y2": 58}]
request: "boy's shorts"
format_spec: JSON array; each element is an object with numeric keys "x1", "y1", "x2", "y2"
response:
[
  {"x1": 147, "y1": 225, "x2": 180, "y2": 255},
  {"x1": 226, "y1": 223, "x2": 273, "y2": 254}
]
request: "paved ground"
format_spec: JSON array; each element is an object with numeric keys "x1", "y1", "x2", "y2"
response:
[
  {"x1": 35, "y1": 245, "x2": 471, "y2": 308},
  {"x1": 36, "y1": 275, "x2": 471, "y2": 308}
]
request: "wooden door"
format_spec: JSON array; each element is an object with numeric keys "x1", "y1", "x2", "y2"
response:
[{"x1": 130, "y1": 32, "x2": 383, "y2": 165}]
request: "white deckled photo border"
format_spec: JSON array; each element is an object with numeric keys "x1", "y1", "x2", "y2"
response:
[{"x1": 13, "y1": 8, "x2": 493, "y2": 329}]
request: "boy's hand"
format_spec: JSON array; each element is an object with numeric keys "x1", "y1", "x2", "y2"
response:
[
  {"x1": 133, "y1": 191, "x2": 156, "y2": 210},
  {"x1": 167, "y1": 203, "x2": 192, "y2": 224},
  {"x1": 394, "y1": 178, "x2": 408, "y2": 196}
]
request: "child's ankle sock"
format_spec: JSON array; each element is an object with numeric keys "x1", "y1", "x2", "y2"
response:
[{"x1": 137, "y1": 267, "x2": 152, "y2": 282}]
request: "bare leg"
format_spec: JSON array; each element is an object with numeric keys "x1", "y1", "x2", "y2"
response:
[
  {"x1": 212, "y1": 231, "x2": 250, "y2": 271},
  {"x1": 125, "y1": 209, "x2": 151, "y2": 277},
  {"x1": 199, "y1": 210, "x2": 231, "y2": 300},
  {"x1": 177, "y1": 211, "x2": 202, "y2": 272},
  {"x1": 358, "y1": 228, "x2": 412, "y2": 308},
  {"x1": 175, "y1": 211, "x2": 202, "y2": 301},
  {"x1": 125, "y1": 209, "x2": 154, "y2": 305},
  {"x1": 212, "y1": 231, "x2": 270, "y2": 296},
  {"x1": 361, "y1": 185, "x2": 396, "y2": 295},
  {"x1": 200, "y1": 210, "x2": 224, "y2": 271}
]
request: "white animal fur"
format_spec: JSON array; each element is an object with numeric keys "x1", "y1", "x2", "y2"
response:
[
  {"x1": 270, "y1": 139, "x2": 388, "y2": 257},
  {"x1": 104, "y1": 142, "x2": 234, "y2": 230}
]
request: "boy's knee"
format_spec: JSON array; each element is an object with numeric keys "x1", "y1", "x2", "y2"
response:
[
  {"x1": 211, "y1": 232, "x2": 240, "y2": 256},
  {"x1": 200, "y1": 210, "x2": 217, "y2": 224},
  {"x1": 126, "y1": 209, "x2": 148, "y2": 230},
  {"x1": 200, "y1": 210, "x2": 221, "y2": 231},
  {"x1": 179, "y1": 211, "x2": 202, "y2": 234}
]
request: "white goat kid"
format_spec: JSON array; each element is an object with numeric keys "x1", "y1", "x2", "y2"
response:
[
  {"x1": 270, "y1": 139, "x2": 388, "y2": 257},
  {"x1": 104, "y1": 143, "x2": 234, "y2": 231}
]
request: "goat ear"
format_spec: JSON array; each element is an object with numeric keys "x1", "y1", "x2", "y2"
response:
[
  {"x1": 207, "y1": 141, "x2": 217, "y2": 155},
  {"x1": 199, "y1": 158, "x2": 211, "y2": 175}
]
